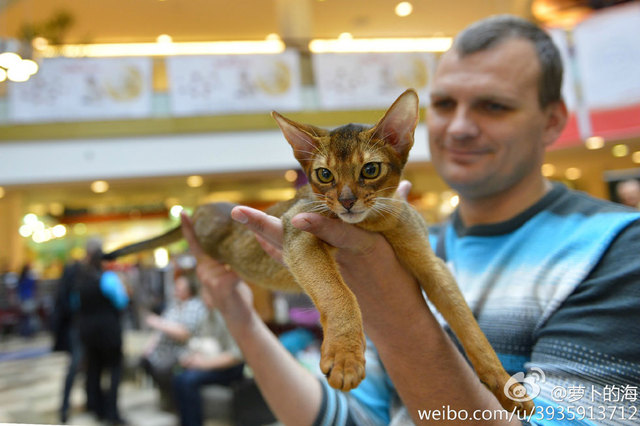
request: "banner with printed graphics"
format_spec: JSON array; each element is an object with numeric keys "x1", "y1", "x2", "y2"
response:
[
  {"x1": 572, "y1": 2, "x2": 640, "y2": 110},
  {"x1": 311, "y1": 52, "x2": 435, "y2": 110},
  {"x1": 572, "y1": 2, "x2": 640, "y2": 139},
  {"x1": 166, "y1": 50, "x2": 302, "y2": 116},
  {"x1": 8, "y1": 57, "x2": 153, "y2": 123}
]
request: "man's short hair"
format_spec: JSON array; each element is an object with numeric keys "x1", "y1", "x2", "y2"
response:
[{"x1": 453, "y1": 14, "x2": 563, "y2": 108}]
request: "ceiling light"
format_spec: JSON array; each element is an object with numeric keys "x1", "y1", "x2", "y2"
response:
[
  {"x1": 395, "y1": 2, "x2": 414, "y2": 17},
  {"x1": 73, "y1": 223, "x2": 87, "y2": 235},
  {"x1": 19, "y1": 225, "x2": 33, "y2": 238},
  {"x1": 585, "y1": 136, "x2": 604, "y2": 150},
  {"x1": 23, "y1": 213, "x2": 38, "y2": 225},
  {"x1": 0, "y1": 52, "x2": 22, "y2": 69},
  {"x1": 0, "y1": 68, "x2": 6, "y2": 83},
  {"x1": 7, "y1": 67, "x2": 30, "y2": 82},
  {"x1": 91, "y1": 180, "x2": 109, "y2": 193},
  {"x1": 284, "y1": 170, "x2": 298, "y2": 182},
  {"x1": 31, "y1": 37, "x2": 49, "y2": 50},
  {"x1": 40, "y1": 39, "x2": 286, "y2": 58},
  {"x1": 612, "y1": 144, "x2": 629, "y2": 158},
  {"x1": 565, "y1": 167, "x2": 582, "y2": 180},
  {"x1": 187, "y1": 175, "x2": 203, "y2": 188},
  {"x1": 169, "y1": 205, "x2": 184, "y2": 218},
  {"x1": 420, "y1": 192, "x2": 439, "y2": 208},
  {"x1": 309, "y1": 36, "x2": 452, "y2": 53},
  {"x1": 541, "y1": 163, "x2": 556, "y2": 177},
  {"x1": 20, "y1": 59, "x2": 39, "y2": 75},
  {"x1": 157, "y1": 34, "x2": 173, "y2": 44},
  {"x1": 52, "y1": 224, "x2": 67, "y2": 238},
  {"x1": 154, "y1": 248, "x2": 170, "y2": 268},
  {"x1": 632, "y1": 151, "x2": 640, "y2": 164}
]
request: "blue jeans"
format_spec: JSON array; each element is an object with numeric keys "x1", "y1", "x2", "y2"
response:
[{"x1": 173, "y1": 363, "x2": 244, "y2": 426}]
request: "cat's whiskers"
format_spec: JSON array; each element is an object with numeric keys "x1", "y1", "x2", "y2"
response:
[
  {"x1": 371, "y1": 199, "x2": 403, "y2": 221},
  {"x1": 299, "y1": 199, "x2": 332, "y2": 214}
]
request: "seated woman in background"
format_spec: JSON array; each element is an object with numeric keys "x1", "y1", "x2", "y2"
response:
[
  {"x1": 173, "y1": 287, "x2": 245, "y2": 426},
  {"x1": 140, "y1": 271, "x2": 208, "y2": 410}
]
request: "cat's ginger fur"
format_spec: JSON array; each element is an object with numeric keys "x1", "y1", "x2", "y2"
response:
[{"x1": 105, "y1": 90, "x2": 533, "y2": 415}]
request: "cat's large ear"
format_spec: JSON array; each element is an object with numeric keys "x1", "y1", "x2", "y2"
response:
[
  {"x1": 272, "y1": 111, "x2": 329, "y2": 167},
  {"x1": 368, "y1": 89, "x2": 419, "y2": 162}
]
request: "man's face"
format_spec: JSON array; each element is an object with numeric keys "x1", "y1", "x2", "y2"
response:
[{"x1": 428, "y1": 38, "x2": 562, "y2": 199}]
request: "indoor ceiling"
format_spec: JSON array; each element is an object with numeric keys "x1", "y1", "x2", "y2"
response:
[
  {"x1": 1, "y1": 0, "x2": 532, "y2": 46},
  {"x1": 4, "y1": 0, "x2": 637, "y2": 217},
  {"x1": 1, "y1": 0, "x2": 535, "y2": 214}
]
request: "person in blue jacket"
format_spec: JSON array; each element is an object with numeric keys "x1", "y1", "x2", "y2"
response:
[{"x1": 77, "y1": 238, "x2": 129, "y2": 425}]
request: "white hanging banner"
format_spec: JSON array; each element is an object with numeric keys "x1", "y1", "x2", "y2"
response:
[
  {"x1": 8, "y1": 57, "x2": 153, "y2": 123},
  {"x1": 572, "y1": 2, "x2": 640, "y2": 109},
  {"x1": 166, "y1": 50, "x2": 302, "y2": 116},
  {"x1": 312, "y1": 52, "x2": 435, "y2": 110}
]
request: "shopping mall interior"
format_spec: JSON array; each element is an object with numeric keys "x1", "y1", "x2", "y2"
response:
[{"x1": 0, "y1": 0, "x2": 639, "y2": 425}]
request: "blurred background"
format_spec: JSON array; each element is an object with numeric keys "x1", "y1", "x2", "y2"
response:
[{"x1": 0, "y1": 0, "x2": 639, "y2": 424}]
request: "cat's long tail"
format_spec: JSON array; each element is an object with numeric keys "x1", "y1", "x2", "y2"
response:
[{"x1": 102, "y1": 226, "x2": 183, "y2": 260}]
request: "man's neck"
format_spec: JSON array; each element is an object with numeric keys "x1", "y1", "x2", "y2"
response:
[{"x1": 458, "y1": 178, "x2": 552, "y2": 227}]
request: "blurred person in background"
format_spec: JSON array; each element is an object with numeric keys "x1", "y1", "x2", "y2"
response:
[
  {"x1": 140, "y1": 272, "x2": 208, "y2": 411},
  {"x1": 615, "y1": 178, "x2": 640, "y2": 209},
  {"x1": 181, "y1": 14, "x2": 640, "y2": 425},
  {"x1": 172, "y1": 279, "x2": 244, "y2": 426},
  {"x1": 17, "y1": 263, "x2": 38, "y2": 337},
  {"x1": 77, "y1": 238, "x2": 129, "y2": 425},
  {"x1": 51, "y1": 259, "x2": 83, "y2": 424}
]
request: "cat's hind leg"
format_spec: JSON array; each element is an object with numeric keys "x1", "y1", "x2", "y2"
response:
[{"x1": 384, "y1": 226, "x2": 534, "y2": 415}]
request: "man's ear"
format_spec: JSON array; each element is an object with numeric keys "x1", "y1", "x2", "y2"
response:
[
  {"x1": 542, "y1": 100, "x2": 568, "y2": 148},
  {"x1": 367, "y1": 89, "x2": 419, "y2": 162},
  {"x1": 272, "y1": 111, "x2": 329, "y2": 166}
]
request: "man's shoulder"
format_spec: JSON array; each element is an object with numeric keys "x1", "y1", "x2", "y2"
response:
[{"x1": 553, "y1": 185, "x2": 640, "y2": 216}]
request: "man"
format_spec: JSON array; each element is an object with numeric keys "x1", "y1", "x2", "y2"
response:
[
  {"x1": 182, "y1": 15, "x2": 640, "y2": 425},
  {"x1": 615, "y1": 179, "x2": 640, "y2": 208}
]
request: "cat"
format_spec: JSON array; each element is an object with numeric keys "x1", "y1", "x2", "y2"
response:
[{"x1": 104, "y1": 89, "x2": 533, "y2": 415}]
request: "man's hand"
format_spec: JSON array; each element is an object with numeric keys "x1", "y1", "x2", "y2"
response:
[{"x1": 229, "y1": 180, "x2": 421, "y2": 330}]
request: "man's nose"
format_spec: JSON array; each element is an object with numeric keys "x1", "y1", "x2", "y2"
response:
[{"x1": 448, "y1": 107, "x2": 480, "y2": 140}]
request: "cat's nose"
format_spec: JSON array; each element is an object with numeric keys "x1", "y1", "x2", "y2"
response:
[{"x1": 339, "y1": 197, "x2": 357, "y2": 211}]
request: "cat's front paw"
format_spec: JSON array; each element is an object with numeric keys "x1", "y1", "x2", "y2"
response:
[
  {"x1": 320, "y1": 336, "x2": 366, "y2": 391},
  {"x1": 501, "y1": 381, "x2": 536, "y2": 416},
  {"x1": 484, "y1": 371, "x2": 536, "y2": 417}
]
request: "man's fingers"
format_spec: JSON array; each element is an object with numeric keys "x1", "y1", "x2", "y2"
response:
[
  {"x1": 290, "y1": 213, "x2": 378, "y2": 254},
  {"x1": 396, "y1": 180, "x2": 412, "y2": 201},
  {"x1": 254, "y1": 234, "x2": 286, "y2": 266},
  {"x1": 231, "y1": 206, "x2": 284, "y2": 250}
]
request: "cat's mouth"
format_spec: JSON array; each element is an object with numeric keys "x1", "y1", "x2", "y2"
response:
[{"x1": 338, "y1": 210, "x2": 368, "y2": 224}]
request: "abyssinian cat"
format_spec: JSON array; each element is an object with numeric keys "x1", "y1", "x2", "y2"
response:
[{"x1": 105, "y1": 89, "x2": 533, "y2": 415}]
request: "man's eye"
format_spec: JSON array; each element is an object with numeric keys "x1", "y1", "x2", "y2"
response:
[
  {"x1": 482, "y1": 102, "x2": 509, "y2": 112},
  {"x1": 431, "y1": 99, "x2": 455, "y2": 110}
]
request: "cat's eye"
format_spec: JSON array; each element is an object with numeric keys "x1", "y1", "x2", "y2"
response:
[
  {"x1": 316, "y1": 168, "x2": 334, "y2": 184},
  {"x1": 361, "y1": 162, "x2": 381, "y2": 179}
]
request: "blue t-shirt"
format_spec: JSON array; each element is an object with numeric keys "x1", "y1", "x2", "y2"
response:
[{"x1": 313, "y1": 184, "x2": 640, "y2": 425}]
